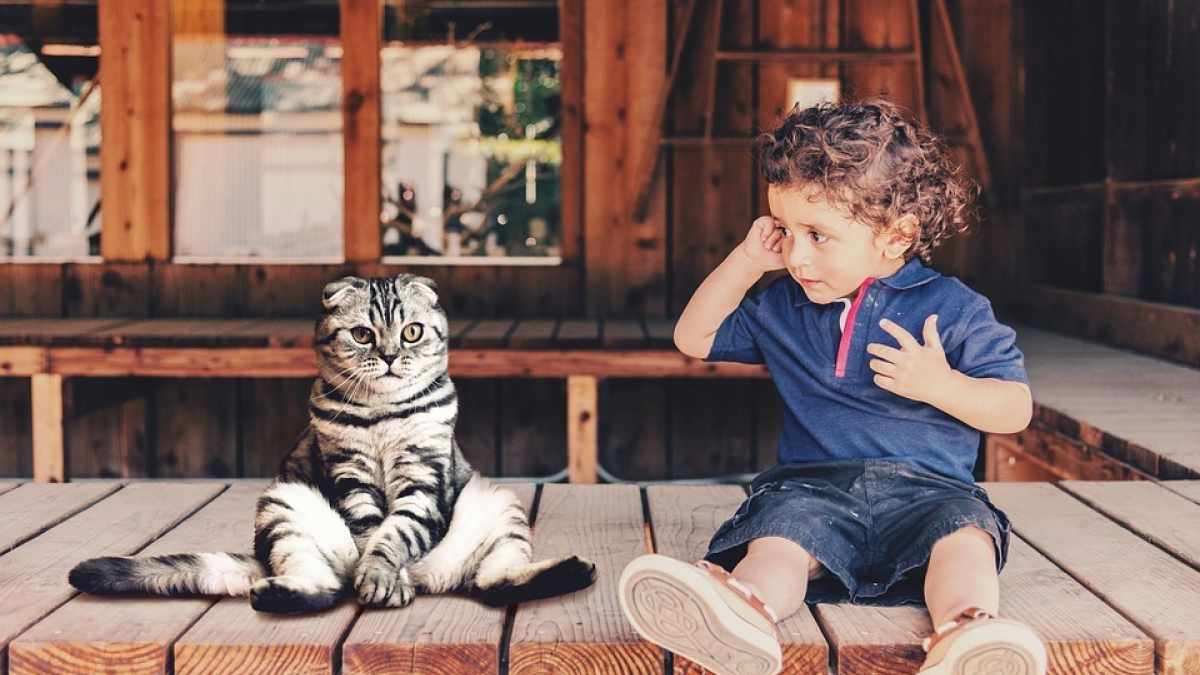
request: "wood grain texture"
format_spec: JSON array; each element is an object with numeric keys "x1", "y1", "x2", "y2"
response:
[
  {"x1": 1161, "y1": 481, "x2": 1200, "y2": 506},
  {"x1": 340, "y1": 0, "x2": 382, "y2": 262},
  {"x1": 30, "y1": 374, "x2": 64, "y2": 483},
  {"x1": 0, "y1": 347, "x2": 46, "y2": 376},
  {"x1": 817, "y1": 603, "x2": 930, "y2": 675},
  {"x1": 97, "y1": 0, "x2": 172, "y2": 261},
  {"x1": 1060, "y1": 481, "x2": 1200, "y2": 571},
  {"x1": 509, "y1": 484, "x2": 660, "y2": 675},
  {"x1": 174, "y1": 596, "x2": 359, "y2": 675},
  {"x1": 0, "y1": 483, "x2": 224, "y2": 657},
  {"x1": 986, "y1": 482, "x2": 1200, "y2": 675},
  {"x1": 9, "y1": 483, "x2": 264, "y2": 675},
  {"x1": 0, "y1": 483, "x2": 120, "y2": 554},
  {"x1": 567, "y1": 376, "x2": 599, "y2": 484},
  {"x1": 342, "y1": 485, "x2": 535, "y2": 675},
  {"x1": 645, "y1": 485, "x2": 828, "y2": 675}
]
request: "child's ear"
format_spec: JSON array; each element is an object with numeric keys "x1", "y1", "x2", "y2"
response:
[{"x1": 883, "y1": 214, "x2": 920, "y2": 260}]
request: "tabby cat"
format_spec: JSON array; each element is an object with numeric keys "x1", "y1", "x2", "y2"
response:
[{"x1": 70, "y1": 274, "x2": 596, "y2": 614}]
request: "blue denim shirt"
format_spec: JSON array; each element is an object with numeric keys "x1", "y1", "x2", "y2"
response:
[{"x1": 707, "y1": 259, "x2": 1028, "y2": 484}]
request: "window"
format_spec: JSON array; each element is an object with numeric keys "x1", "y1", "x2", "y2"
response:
[
  {"x1": 379, "y1": 1, "x2": 562, "y2": 264},
  {"x1": 172, "y1": 2, "x2": 344, "y2": 262},
  {"x1": 0, "y1": 2, "x2": 101, "y2": 261}
]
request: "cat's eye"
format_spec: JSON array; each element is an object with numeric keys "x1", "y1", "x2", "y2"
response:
[
  {"x1": 349, "y1": 327, "x2": 375, "y2": 345},
  {"x1": 402, "y1": 323, "x2": 424, "y2": 343}
]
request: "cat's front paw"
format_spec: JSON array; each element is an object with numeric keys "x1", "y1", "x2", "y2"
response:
[{"x1": 355, "y1": 558, "x2": 414, "y2": 608}]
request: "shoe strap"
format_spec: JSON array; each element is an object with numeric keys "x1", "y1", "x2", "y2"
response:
[
  {"x1": 694, "y1": 560, "x2": 779, "y2": 624},
  {"x1": 922, "y1": 607, "x2": 996, "y2": 652}
]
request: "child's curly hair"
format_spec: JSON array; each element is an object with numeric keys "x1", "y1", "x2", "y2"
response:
[{"x1": 756, "y1": 98, "x2": 976, "y2": 263}]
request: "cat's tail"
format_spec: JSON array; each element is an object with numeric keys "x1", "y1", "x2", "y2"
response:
[
  {"x1": 471, "y1": 555, "x2": 597, "y2": 607},
  {"x1": 69, "y1": 552, "x2": 268, "y2": 597}
]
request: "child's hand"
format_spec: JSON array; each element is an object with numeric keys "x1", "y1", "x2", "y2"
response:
[
  {"x1": 736, "y1": 216, "x2": 786, "y2": 273},
  {"x1": 867, "y1": 315, "x2": 954, "y2": 403}
]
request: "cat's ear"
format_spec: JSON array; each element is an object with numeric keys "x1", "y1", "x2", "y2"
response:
[
  {"x1": 404, "y1": 275, "x2": 439, "y2": 302},
  {"x1": 323, "y1": 276, "x2": 367, "y2": 311}
]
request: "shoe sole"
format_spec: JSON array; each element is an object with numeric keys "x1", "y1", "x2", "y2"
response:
[
  {"x1": 618, "y1": 556, "x2": 782, "y2": 675},
  {"x1": 923, "y1": 620, "x2": 1047, "y2": 675}
]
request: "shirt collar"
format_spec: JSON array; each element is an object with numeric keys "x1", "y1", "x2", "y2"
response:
[{"x1": 790, "y1": 258, "x2": 939, "y2": 307}]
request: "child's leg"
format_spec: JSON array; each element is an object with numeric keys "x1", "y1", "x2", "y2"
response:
[
  {"x1": 923, "y1": 526, "x2": 999, "y2": 627},
  {"x1": 732, "y1": 536, "x2": 824, "y2": 622}
]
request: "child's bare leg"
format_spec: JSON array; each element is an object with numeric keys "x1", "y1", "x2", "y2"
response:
[
  {"x1": 923, "y1": 526, "x2": 999, "y2": 626},
  {"x1": 732, "y1": 536, "x2": 823, "y2": 622}
]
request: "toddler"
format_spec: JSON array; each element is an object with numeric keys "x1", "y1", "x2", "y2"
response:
[{"x1": 619, "y1": 99, "x2": 1047, "y2": 675}]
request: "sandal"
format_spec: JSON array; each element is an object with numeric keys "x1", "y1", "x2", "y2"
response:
[
  {"x1": 618, "y1": 554, "x2": 782, "y2": 675},
  {"x1": 919, "y1": 607, "x2": 1048, "y2": 675}
]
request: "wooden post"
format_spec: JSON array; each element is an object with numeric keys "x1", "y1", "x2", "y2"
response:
[
  {"x1": 31, "y1": 374, "x2": 65, "y2": 483},
  {"x1": 340, "y1": 0, "x2": 383, "y2": 262},
  {"x1": 98, "y1": 0, "x2": 173, "y2": 261},
  {"x1": 567, "y1": 375, "x2": 598, "y2": 484}
]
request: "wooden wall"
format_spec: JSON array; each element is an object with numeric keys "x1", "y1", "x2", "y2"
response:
[
  {"x1": 1001, "y1": 0, "x2": 1200, "y2": 364},
  {"x1": 11, "y1": 0, "x2": 1196, "y2": 480}
]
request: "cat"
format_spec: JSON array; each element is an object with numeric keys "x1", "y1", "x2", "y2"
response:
[{"x1": 69, "y1": 274, "x2": 596, "y2": 614}]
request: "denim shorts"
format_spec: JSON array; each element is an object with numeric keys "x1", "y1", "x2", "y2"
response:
[{"x1": 704, "y1": 459, "x2": 1011, "y2": 606}]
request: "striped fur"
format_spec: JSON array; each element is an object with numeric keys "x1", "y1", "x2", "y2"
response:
[{"x1": 70, "y1": 275, "x2": 595, "y2": 614}]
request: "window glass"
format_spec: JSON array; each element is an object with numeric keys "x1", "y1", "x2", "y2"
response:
[
  {"x1": 173, "y1": 2, "x2": 343, "y2": 262},
  {"x1": 0, "y1": 2, "x2": 100, "y2": 260},
  {"x1": 380, "y1": 1, "x2": 561, "y2": 263}
]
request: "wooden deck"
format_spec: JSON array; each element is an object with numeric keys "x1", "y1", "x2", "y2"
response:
[{"x1": 1, "y1": 481, "x2": 1198, "y2": 675}]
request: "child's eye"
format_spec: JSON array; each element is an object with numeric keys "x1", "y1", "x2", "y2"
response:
[
  {"x1": 775, "y1": 225, "x2": 793, "y2": 238},
  {"x1": 809, "y1": 230, "x2": 829, "y2": 244}
]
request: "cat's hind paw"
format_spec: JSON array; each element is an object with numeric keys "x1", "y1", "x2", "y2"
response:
[{"x1": 250, "y1": 576, "x2": 340, "y2": 614}]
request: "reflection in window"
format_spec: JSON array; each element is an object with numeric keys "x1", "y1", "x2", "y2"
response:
[
  {"x1": 0, "y1": 33, "x2": 100, "y2": 260},
  {"x1": 173, "y1": 15, "x2": 344, "y2": 261},
  {"x1": 380, "y1": 3, "x2": 561, "y2": 263}
]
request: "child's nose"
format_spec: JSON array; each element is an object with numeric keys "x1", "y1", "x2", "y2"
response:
[{"x1": 788, "y1": 239, "x2": 811, "y2": 268}]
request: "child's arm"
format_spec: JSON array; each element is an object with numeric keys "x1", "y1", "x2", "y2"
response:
[
  {"x1": 866, "y1": 315, "x2": 1033, "y2": 434},
  {"x1": 675, "y1": 217, "x2": 785, "y2": 358}
]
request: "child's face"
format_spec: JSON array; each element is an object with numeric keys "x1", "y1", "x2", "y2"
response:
[{"x1": 767, "y1": 185, "x2": 908, "y2": 304}]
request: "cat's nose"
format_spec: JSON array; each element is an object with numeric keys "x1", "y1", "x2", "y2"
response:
[{"x1": 380, "y1": 352, "x2": 398, "y2": 365}]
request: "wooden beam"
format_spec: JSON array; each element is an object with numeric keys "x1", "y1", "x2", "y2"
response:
[
  {"x1": 172, "y1": 0, "x2": 223, "y2": 35},
  {"x1": 567, "y1": 375, "x2": 598, "y2": 484},
  {"x1": 1002, "y1": 285, "x2": 1200, "y2": 368},
  {"x1": 31, "y1": 374, "x2": 64, "y2": 483},
  {"x1": 932, "y1": 0, "x2": 993, "y2": 199},
  {"x1": 98, "y1": 0, "x2": 173, "y2": 261},
  {"x1": 559, "y1": 0, "x2": 583, "y2": 265},
  {"x1": 341, "y1": 0, "x2": 383, "y2": 262}
]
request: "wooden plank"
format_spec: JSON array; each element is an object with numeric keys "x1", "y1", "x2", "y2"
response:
[
  {"x1": 559, "y1": 0, "x2": 583, "y2": 265},
  {"x1": 446, "y1": 319, "x2": 476, "y2": 348},
  {"x1": 554, "y1": 319, "x2": 601, "y2": 348},
  {"x1": 450, "y1": 350, "x2": 768, "y2": 378},
  {"x1": 0, "y1": 347, "x2": 45, "y2": 376},
  {"x1": 568, "y1": 376, "x2": 599, "y2": 484},
  {"x1": 507, "y1": 320, "x2": 559, "y2": 349},
  {"x1": 1060, "y1": 481, "x2": 1200, "y2": 570},
  {"x1": 228, "y1": 319, "x2": 315, "y2": 349},
  {"x1": 984, "y1": 433, "x2": 1059, "y2": 483},
  {"x1": 986, "y1": 483, "x2": 1200, "y2": 675},
  {"x1": 342, "y1": 484, "x2": 536, "y2": 675},
  {"x1": 601, "y1": 319, "x2": 647, "y2": 348},
  {"x1": 0, "y1": 483, "x2": 224, "y2": 662},
  {"x1": 509, "y1": 484, "x2": 659, "y2": 675},
  {"x1": 92, "y1": 319, "x2": 265, "y2": 347},
  {"x1": 240, "y1": 378, "x2": 313, "y2": 478},
  {"x1": 9, "y1": 483, "x2": 264, "y2": 675},
  {"x1": 498, "y1": 379, "x2": 566, "y2": 478},
  {"x1": 600, "y1": 380, "x2": 668, "y2": 481},
  {"x1": 153, "y1": 379, "x2": 238, "y2": 478},
  {"x1": 458, "y1": 320, "x2": 515, "y2": 349},
  {"x1": 1005, "y1": 287, "x2": 1200, "y2": 368},
  {"x1": 47, "y1": 347, "x2": 317, "y2": 377},
  {"x1": 174, "y1": 592, "x2": 358, "y2": 675},
  {"x1": 646, "y1": 485, "x2": 828, "y2": 675},
  {"x1": 998, "y1": 423, "x2": 1149, "y2": 482},
  {"x1": 0, "y1": 379, "x2": 33, "y2": 474},
  {"x1": 644, "y1": 318, "x2": 675, "y2": 348},
  {"x1": 0, "y1": 319, "x2": 135, "y2": 346},
  {"x1": 30, "y1": 374, "x2": 64, "y2": 483},
  {"x1": 66, "y1": 378, "x2": 151, "y2": 480},
  {"x1": 341, "y1": 0, "x2": 383, "y2": 262},
  {"x1": 816, "y1": 603, "x2": 933, "y2": 675},
  {"x1": 98, "y1": 0, "x2": 171, "y2": 261},
  {"x1": 0, "y1": 483, "x2": 120, "y2": 554},
  {"x1": 1161, "y1": 481, "x2": 1200, "y2": 506}
]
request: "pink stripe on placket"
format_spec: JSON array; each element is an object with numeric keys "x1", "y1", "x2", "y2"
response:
[{"x1": 835, "y1": 278, "x2": 875, "y2": 378}]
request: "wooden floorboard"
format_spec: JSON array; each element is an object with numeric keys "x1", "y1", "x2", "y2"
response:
[
  {"x1": 1160, "y1": 480, "x2": 1200, "y2": 506},
  {"x1": 9, "y1": 483, "x2": 264, "y2": 675},
  {"x1": 0, "y1": 484, "x2": 225, "y2": 668},
  {"x1": 1060, "y1": 481, "x2": 1200, "y2": 570},
  {"x1": 508, "y1": 484, "x2": 659, "y2": 675},
  {"x1": 0, "y1": 483, "x2": 119, "y2": 555},
  {"x1": 986, "y1": 483, "x2": 1200, "y2": 675},
  {"x1": 341, "y1": 484, "x2": 537, "y2": 675}
]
